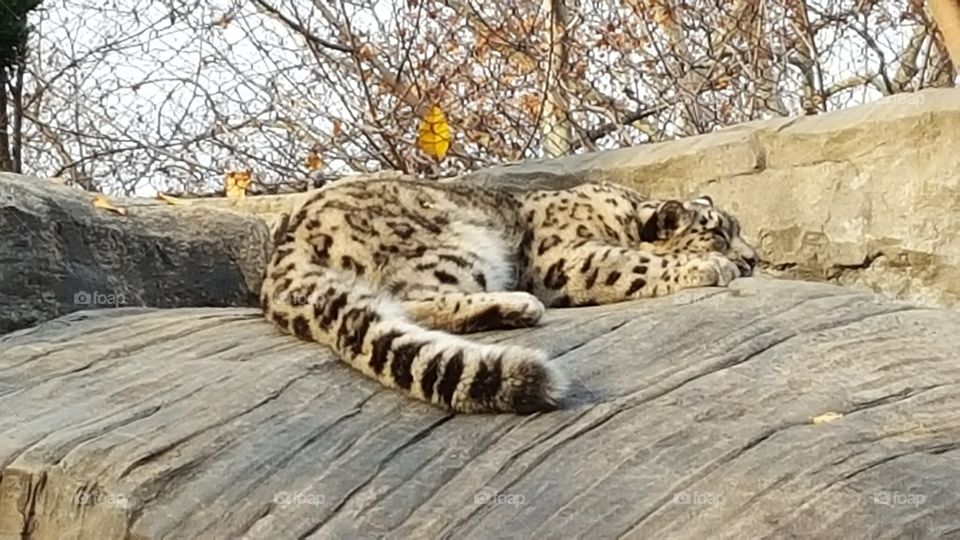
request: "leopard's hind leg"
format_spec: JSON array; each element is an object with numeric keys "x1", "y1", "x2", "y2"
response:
[{"x1": 383, "y1": 235, "x2": 544, "y2": 334}]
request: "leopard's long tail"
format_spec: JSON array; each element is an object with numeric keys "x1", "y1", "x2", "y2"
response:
[{"x1": 260, "y1": 245, "x2": 565, "y2": 414}]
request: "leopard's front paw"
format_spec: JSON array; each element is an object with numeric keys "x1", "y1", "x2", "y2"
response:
[
  {"x1": 684, "y1": 253, "x2": 741, "y2": 287},
  {"x1": 498, "y1": 292, "x2": 546, "y2": 327}
]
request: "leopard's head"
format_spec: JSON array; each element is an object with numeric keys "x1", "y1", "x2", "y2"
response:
[{"x1": 639, "y1": 196, "x2": 759, "y2": 276}]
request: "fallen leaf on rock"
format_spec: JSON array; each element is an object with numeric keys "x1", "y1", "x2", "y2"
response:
[
  {"x1": 156, "y1": 193, "x2": 186, "y2": 205},
  {"x1": 91, "y1": 195, "x2": 127, "y2": 216},
  {"x1": 812, "y1": 411, "x2": 843, "y2": 424}
]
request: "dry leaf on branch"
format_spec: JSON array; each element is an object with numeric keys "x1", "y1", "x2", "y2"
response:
[
  {"x1": 212, "y1": 15, "x2": 233, "y2": 28},
  {"x1": 305, "y1": 150, "x2": 324, "y2": 171},
  {"x1": 417, "y1": 104, "x2": 451, "y2": 161},
  {"x1": 225, "y1": 170, "x2": 252, "y2": 199}
]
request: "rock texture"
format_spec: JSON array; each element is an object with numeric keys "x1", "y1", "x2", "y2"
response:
[
  {"x1": 461, "y1": 88, "x2": 960, "y2": 309},
  {"x1": 2, "y1": 278, "x2": 959, "y2": 539},
  {"x1": 0, "y1": 173, "x2": 271, "y2": 334}
]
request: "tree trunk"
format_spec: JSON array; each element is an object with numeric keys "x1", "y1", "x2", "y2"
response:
[
  {"x1": 540, "y1": 0, "x2": 573, "y2": 158},
  {"x1": 11, "y1": 60, "x2": 24, "y2": 172},
  {"x1": 0, "y1": 68, "x2": 12, "y2": 172},
  {"x1": 930, "y1": 0, "x2": 960, "y2": 76}
]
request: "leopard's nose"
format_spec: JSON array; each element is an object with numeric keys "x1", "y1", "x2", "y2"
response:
[{"x1": 737, "y1": 258, "x2": 755, "y2": 276}]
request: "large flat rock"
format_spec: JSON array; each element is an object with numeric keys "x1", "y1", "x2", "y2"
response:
[
  {"x1": 1, "y1": 278, "x2": 958, "y2": 539},
  {"x1": 0, "y1": 173, "x2": 271, "y2": 333}
]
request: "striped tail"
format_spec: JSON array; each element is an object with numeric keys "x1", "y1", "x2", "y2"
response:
[{"x1": 260, "y1": 251, "x2": 565, "y2": 414}]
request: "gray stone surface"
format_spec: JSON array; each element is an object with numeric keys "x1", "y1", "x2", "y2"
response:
[
  {"x1": 0, "y1": 173, "x2": 271, "y2": 333},
  {"x1": 2, "y1": 278, "x2": 958, "y2": 539}
]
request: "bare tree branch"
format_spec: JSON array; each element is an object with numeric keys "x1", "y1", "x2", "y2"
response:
[{"x1": 8, "y1": 0, "x2": 951, "y2": 194}]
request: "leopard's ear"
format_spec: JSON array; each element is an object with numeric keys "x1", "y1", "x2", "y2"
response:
[
  {"x1": 692, "y1": 195, "x2": 713, "y2": 207},
  {"x1": 271, "y1": 212, "x2": 292, "y2": 247},
  {"x1": 640, "y1": 200, "x2": 692, "y2": 241}
]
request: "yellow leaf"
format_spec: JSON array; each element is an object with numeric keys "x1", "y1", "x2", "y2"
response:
[
  {"x1": 469, "y1": 130, "x2": 491, "y2": 147},
  {"x1": 649, "y1": 3, "x2": 674, "y2": 26},
  {"x1": 508, "y1": 53, "x2": 535, "y2": 72},
  {"x1": 225, "y1": 170, "x2": 252, "y2": 199},
  {"x1": 156, "y1": 193, "x2": 186, "y2": 205},
  {"x1": 712, "y1": 75, "x2": 732, "y2": 90},
  {"x1": 91, "y1": 195, "x2": 127, "y2": 216},
  {"x1": 417, "y1": 104, "x2": 451, "y2": 161},
  {"x1": 305, "y1": 150, "x2": 324, "y2": 171},
  {"x1": 812, "y1": 412, "x2": 843, "y2": 425}
]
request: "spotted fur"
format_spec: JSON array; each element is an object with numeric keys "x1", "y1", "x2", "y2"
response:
[{"x1": 260, "y1": 178, "x2": 758, "y2": 414}]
